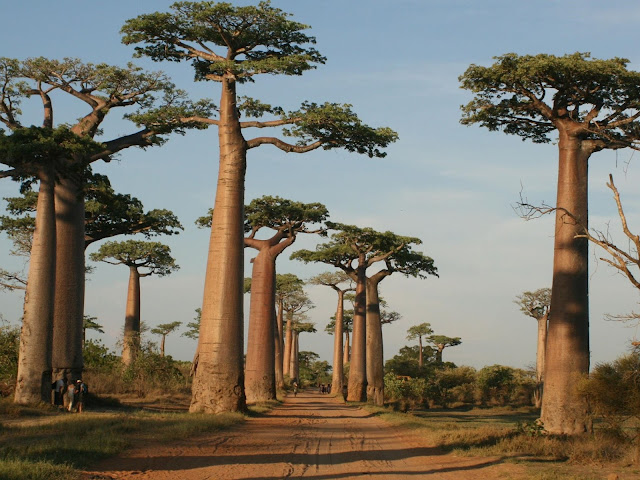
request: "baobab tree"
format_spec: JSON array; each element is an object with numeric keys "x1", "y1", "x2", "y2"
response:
[
  {"x1": 82, "y1": 316, "x2": 104, "y2": 344},
  {"x1": 182, "y1": 308, "x2": 202, "y2": 340},
  {"x1": 310, "y1": 271, "x2": 353, "y2": 394},
  {"x1": 460, "y1": 52, "x2": 640, "y2": 434},
  {"x1": 515, "y1": 288, "x2": 551, "y2": 408},
  {"x1": 282, "y1": 289, "x2": 314, "y2": 380},
  {"x1": 0, "y1": 57, "x2": 207, "y2": 404},
  {"x1": 89, "y1": 240, "x2": 179, "y2": 366},
  {"x1": 198, "y1": 196, "x2": 327, "y2": 402},
  {"x1": 293, "y1": 223, "x2": 437, "y2": 405},
  {"x1": 428, "y1": 335, "x2": 461, "y2": 364},
  {"x1": 275, "y1": 274, "x2": 305, "y2": 388},
  {"x1": 151, "y1": 321, "x2": 182, "y2": 357},
  {"x1": 406, "y1": 323, "x2": 434, "y2": 368},
  {"x1": 122, "y1": 1, "x2": 397, "y2": 413},
  {"x1": 290, "y1": 318, "x2": 316, "y2": 383}
]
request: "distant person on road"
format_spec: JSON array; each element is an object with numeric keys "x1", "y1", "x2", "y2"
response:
[
  {"x1": 66, "y1": 381, "x2": 76, "y2": 412},
  {"x1": 293, "y1": 381, "x2": 298, "y2": 397},
  {"x1": 75, "y1": 380, "x2": 87, "y2": 413},
  {"x1": 53, "y1": 377, "x2": 67, "y2": 410}
]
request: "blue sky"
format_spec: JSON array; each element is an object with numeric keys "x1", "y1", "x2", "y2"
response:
[{"x1": 2, "y1": 1, "x2": 640, "y2": 370}]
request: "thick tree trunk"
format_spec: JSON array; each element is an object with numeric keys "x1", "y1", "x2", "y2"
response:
[
  {"x1": 122, "y1": 266, "x2": 141, "y2": 367},
  {"x1": 347, "y1": 262, "x2": 367, "y2": 402},
  {"x1": 331, "y1": 290, "x2": 345, "y2": 395},
  {"x1": 160, "y1": 335, "x2": 166, "y2": 357},
  {"x1": 290, "y1": 331, "x2": 299, "y2": 382},
  {"x1": 283, "y1": 312, "x2": 293, "y2": 378},
  {"x1": 275, "y1": 298, "x2": 284, "y2": 388},
  {"x1": 534, "y1": 313, "x2": 548, "y2": 409},
  {"x1": 52, "y1": 175, "x2": 85, "y2": 383},
  {"x1": 245, "y1": 249, "x2": 277, "y2": 403},
  {"x1": 14, "y1": 171, "x2": 56, "y2": 404},
  {"x1": 365, "y1": 279, "x2": 384, "y2": 406},
  {"x1": 344, "y1": 331, "x2": 350, "y2": 365},
  {"x1": 541, "y1": 131, "x2": 591, "y2": 435},
  {"x1": 190, "y1": 78, "x2": 247, "y2": 413},
  {"x1": 418, "y1": 337, "x2": 423, "y2": 368}
]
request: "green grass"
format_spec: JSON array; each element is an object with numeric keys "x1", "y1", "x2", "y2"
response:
[{"x1": 0, "y1": 405, "x2": 246, "y2": 480}]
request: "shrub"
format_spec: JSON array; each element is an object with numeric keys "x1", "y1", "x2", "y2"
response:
[{"x1": 0, "y1": 321, "x2": 20, "y2": 397}]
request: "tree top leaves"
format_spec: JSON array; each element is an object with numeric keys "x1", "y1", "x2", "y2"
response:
[
  {"x1": 89, "y1": 239, "x2": 179, "y2": 276},
  {"x1": 121, "y1": 1, "x2": 325, "y2": 83},
  {"x1": 459, "y1": 52, "x2": 640, "y2": 148},
  {"x1": 283, "y1": 102, "x2": 399, "y2": 158}
]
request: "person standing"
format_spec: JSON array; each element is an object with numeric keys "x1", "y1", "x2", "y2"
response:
[{"x1": 75, "y1": 380, "x2": 87, "y2": 413}]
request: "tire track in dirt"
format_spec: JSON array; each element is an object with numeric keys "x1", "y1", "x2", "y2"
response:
[{"x1": 83, "y1": 391, "x2": 526, "y2": 480}]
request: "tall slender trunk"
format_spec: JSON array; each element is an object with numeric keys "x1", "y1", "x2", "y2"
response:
[
  {"x1": 190, "y1": 78, "x2": 247, "y2": 413},
  {"x1": 365, "y1": 278, "x2": 384, "y2": 406},
  {"x1": 52, "y1": 175, "x2": 85, "y2": 383},
  {"x1": 541, "y1": 130, "x2": 591, "y2": 435},
  {"x1": 344, "y1": 331, "x2": 350, "y2": 365},
  {"x1": 418, "y1": 336, "x2": 423, "y2": 368},
  {"x1": 534, "y1": 313, "x2": 548, "y2": 409},
  {"x1": 283, "y1": 312, "x2": 293, "y2": 378},
  {"x1": 347, "y1": 260, "x2": 367, "y2": 402},
  {"x1": 275, "y1": 298, "x2": 284, "y2": 388},
  {"x1": 122, "y1": 266, "x2": 141, "y2": 367},
  {"x1": 15, "y1": 170, "x2": 57, "y2": 404},
  {"x1": 290, "y1": 331, "x2": 299, "y2": 382},
  {"x1": 331, "y1": 290, "x2": 345, "y2": 394},
  {"x1": 245, "y1": 249, "x2": 277, "y2": 403},
  {"x1": 160, "y1": 335, "x2": 166, "y2": 357}
]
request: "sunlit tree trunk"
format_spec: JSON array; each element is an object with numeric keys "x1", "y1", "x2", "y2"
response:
[
  {"x1": 290, "y1": 330, "x2": 299, "y2": 382},
  {"x1": 344, "y1": 331, "x2": 350, "y2": 365},
  {"x1": 283, "y1": 312, "x2": 293, "y2": 378},
  {"x1": 245, "y1": 248, "x2": 277, "y2": 403},
  {"x1": 122, "y1": 266, "x2": 141, "y2": 367},
  {"x1": 418, "y1": 336, "x2": 424, "y2": 368},
  {"x1": 15, "y1": 170, "x2": 56, "y2": 404},
  {"x1": 52, "y1": 175, "x2": 85, "y2": 383},
  {"x1": 275, "y1": 298, "x2": 284, "y2": 388},
  {"x1": 534, "y1": 313, "x2": 548, "y2": 409},
  {"x1": 541, "y1": 129, "x2": 591, "y2": 435},
  {"x1": 191, "y1": 78, "x2": 247, "y2": 413},
  {"x1": 331, "y1": 290, "x2": 345, "y2": 395},
  {"x1": 365, "y1": 277, "x2": 384, "y2": 406},
  {"x1": 347, "y1": 257, "x2": 367, "y2": 402}
]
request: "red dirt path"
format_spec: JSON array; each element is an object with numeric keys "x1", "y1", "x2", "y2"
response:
[{"x1": 83, "y1": 391, "x2": 526, "y2": 479}]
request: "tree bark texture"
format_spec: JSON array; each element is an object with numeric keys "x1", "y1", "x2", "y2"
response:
[
  {"x1": 541, "y1": 130, "x2": 591, "y2": 435},
  {"x1": 534, "y1": 313, "x2": 548, "y2": 409},
  {"x1": 290, "y1": 331, "x2": 299, "y2": 382},
  {"x1": 365, "y1": 279, "x2": 384, "y2": 406},
  {"x1": 283, "y1": 312, "x2": 293, "y2": 379},
  {"x1": 122, "y1": 266, "x2": 141, "y2": 367},
  {"x1": 14, "y1": 171, "x2": 56, "y2": 404},
  {"x1": 344, "y1": 331, "x2": 350, "y2": 365},
  {"x1": 347, "y1": 262, "x2": 367, "y2": 402},
  {"x1": 275, "y1": 298, "x2": 284, "y2": 388},
  {"x1": 244, "y1": 248, "x2": 277, "y2": 403},
  {"x1": 418, "y1": 337, "x2": 424, "y2": 368},
  {"x1": 52, "y1": 175, "x2": 85, "y2": 383},
  {"x1": 331, "y1": 289, "x2": 345, "y2": 395},
  {"x1": 190, "y1": 79, "x2": 247, "y2": 413}
]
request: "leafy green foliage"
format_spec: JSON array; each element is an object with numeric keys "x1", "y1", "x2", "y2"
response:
[
  {"x1": 121, "y1": 1, "x2": 326, "y2": 82},
  {"x1": 579, "y1": 353, "x2": 640, "y2": 438},
  {"x1": 0, "y1": 320, "x2": 20, "y2": 396},
  {"x1": 298, "y1": 351, "x2": 331, "y2": 385},
  {"x1": 89, "y1": 240, "x2": 179, "y2": 276},
  {"x1": 515, "y1": 288, "x2": 551, "y2": 320},
  {"x1": 459, "y1": 52, "x2": 640, "y2": 148},
  {"x1": 83, "y1": 339, "x2": 119, "y2": 371},
  {"x1": 292, "y1": 222, "x2": 438, "y2": 280},
  {"x1": 283, "y1": 102, "x2": 399, "y2": 157},
  {"x1": 244, "y1": 195, "x2": 328, "y2": 235},
  {"x1": 181, "y1": 308, "x2": 201, "y2": 340},
  {"x1": 407, "y1": 323, "x2": 434, "y2": 343}
]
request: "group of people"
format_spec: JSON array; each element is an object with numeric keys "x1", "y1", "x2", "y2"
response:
[
  {"x1": 52, "y1": 377, "x2": 88, "y2": 413},
  {"x1": 318, "y1": 383, "x2": 331, "y2": 394}
]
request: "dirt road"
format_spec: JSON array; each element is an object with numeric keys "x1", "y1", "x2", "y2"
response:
[{"x1": 84, "y1": 391, "x2": 524, "y2": 479}]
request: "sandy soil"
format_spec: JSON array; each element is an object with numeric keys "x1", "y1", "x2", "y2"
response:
[{"x1": 82, "y1": 391, "x2": 526, "y2": 480}]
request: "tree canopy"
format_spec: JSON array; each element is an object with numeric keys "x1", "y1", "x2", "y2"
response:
[{"x1": 89, "y1": 240, "x2": 179, "y2": 277}]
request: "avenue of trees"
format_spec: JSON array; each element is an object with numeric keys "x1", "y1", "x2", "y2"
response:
[{"x1": 1, "y1": 2, "x2": 640, "y2": 445}]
